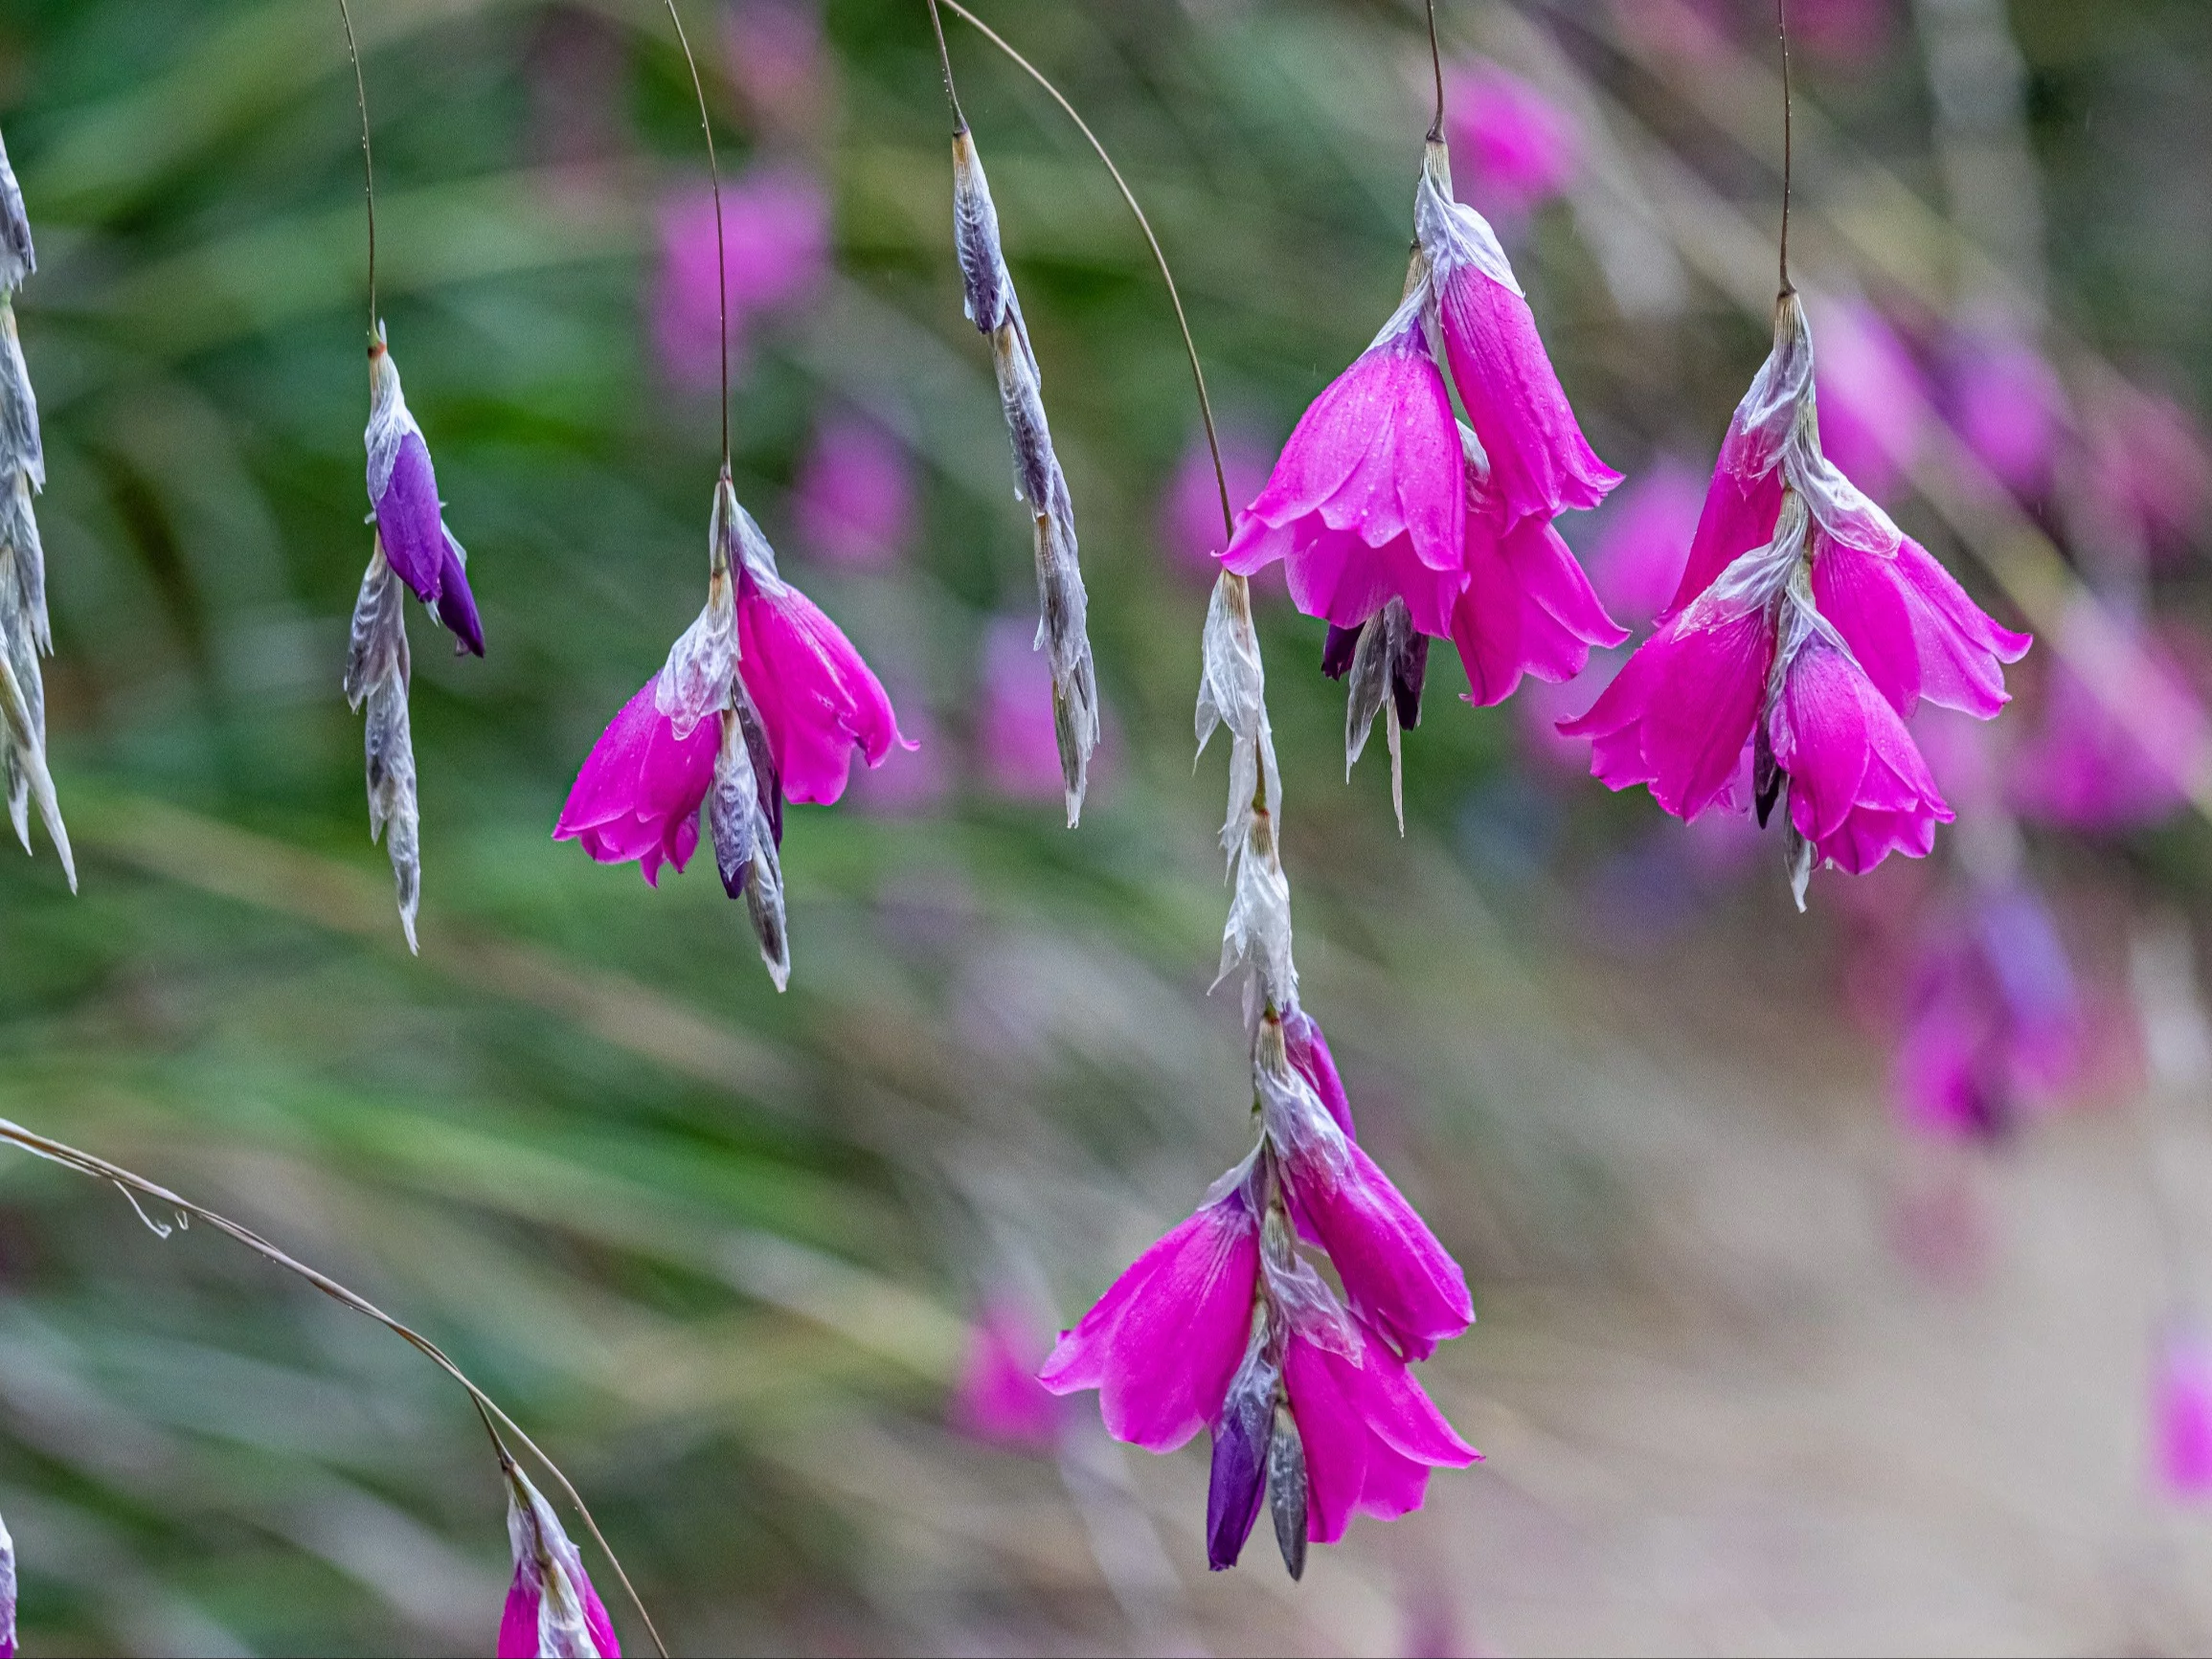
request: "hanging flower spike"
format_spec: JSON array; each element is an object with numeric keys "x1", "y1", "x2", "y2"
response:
[
  {"x1": 1566, "y1": 292, "x2": 2028, "y2": 905},
  {"x1": 0, "y1": 124, "x2": 71, "y2": 892},
  {"x1": 365, "y1": 329, "x2": 484, "y2": 656},
  {"x1": 0, "y1": 1503, "x2": 14, "y2": 1659},
  {"x1": 555, "y1": 473, "x2": 897, "y2": 988},
  {"x1": 950, "y1": 124, "x2": 1099, "y2": 827},
  {"x1": 499, "y1": 1461, "x2": 620, "y2": 1659}
]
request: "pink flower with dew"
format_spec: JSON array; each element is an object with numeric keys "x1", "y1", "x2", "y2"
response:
[
  {"x1": 1585, "y1": 457, "x2": 1704, "y2": 630},
  {"x1": 2009, "y1": 617, "x2": 2209, "y2": 832},
  {"x1": 795, "y1": 416, "x2": 914, "y2": 572},
  {"x1": 1769, "y1": 633, "x2": 1953, "y2": 875},
  {"x1": 1450, "y1": 494, "x2": 1626, "y2": 707},
  {"x1": 1418, "y1": 144, "x2": 1621, "y2": 533},
  {"x1": 721, "y1": 0, "x2": 824, "y2": 135},
  {"x1": 736, "y1": 565, "x2": 907, "y2": 806},
  {"x1": 1944, "y1": 325, "x2": 2066, "y2": 499},
  {"x1": 653, "y1": 165, "x2": 829, "y2": 389},
  {"x1": 1443, "y1": 60, "x2": 1579, "y2": 222},
  {"x1": 981, "y1": 615, "x2": 1106, "y2": 803},
  {"x1": 1039, "y1": 1181, "x2": 1262, "y2": 1453},
  {"x1": 2088, "y1": 384, "x2": 2212, "y2": 555},
  {"x1": 2157, "y1": 1323, "x2": 2212, "y2": 1498},
  {"x1": 498, "y1": 1463, "x2": 619, "y2": 1659},
  {"x1": 1282, "y1": 1316, "x2": 1480, "y2": 1547},
  {"x1": 1893, "y1": 886, "x2": 2083, "y2": 1142},
  {"x1": 953, "y1": 1296, "x2": 1064, "y2": 1449},
  {"x1": 1808, "y1": 298, "x2": 1927, "y2": 504},
  {"x1": 554, "y1": 675, "x2": 719, "y2": 886},
  {"x1": 1160, "y1": 426, "x2": 1275, "y2": 583},
  {"x1": 1220, "y1": 300, "x2": 1466, "y2": 637}
]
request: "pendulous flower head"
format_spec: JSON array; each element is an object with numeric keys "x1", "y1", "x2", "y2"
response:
[
  {"x1": 554, "y1": 673, "x2": 720, "y2": 886},
  {"x1": 499, "y1": 1463, "x2": 619, "y2": 1659},
  {"x1": 366, "y1": 329, "x2": 484, "y2": 656}
]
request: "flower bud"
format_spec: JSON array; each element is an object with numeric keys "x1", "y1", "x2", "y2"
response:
[
  {"x1": 1206, "y1": 1323, "x2": 1275, "y2": 1572},
  {"x1": 499, "y1": 1463, "x2": 619, "y2": 1659},
  {"x1": 1267, "y1": 1399, "x2": 1308, "y2": 1581}
]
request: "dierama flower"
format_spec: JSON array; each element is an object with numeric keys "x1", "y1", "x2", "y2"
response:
[
  {"x1": 794, "y1": 415, "x2": 914, "y2": 571},
  {"x1": 653, "y1": 166, "x2": 829, "y2": 389},
  {"x1": 1443, "y1": 60, "x2": 1579, "y2": 222},
  {"x1": 1226, "y1": 137, "x2": 1620, "y2": 795},
  {"x1": 365, "y1": 329, "x2": 484, "y2": 656},
  {"x1": 0, "y1": 123, "x2": 69, "y2": 892},
  {"x1": 499, "y1": 1461, "x2": 619, "y2": 1659},
  {"x1": 1944, "y1": 324, "x2": 2065, "y2": 500},
  {"x1": 953, "y1": 1295, "x2": 1063, "y2": 1449},
  {"x1": 950, "y1": 124, "x2": 1099, "y2": 825},
  {"x1": 2156, "y1": 1323, "x2": 2212, "y2": 1499},
  {"x1": 1567, "y1": 291, "x2": 2029, "y2": 904},
  {"x1": 555, "y1": 472, "x2": 903, "y2": 986},
  {"x1": 2009, "y1": 618, "x2": 2207, "y2": 832}
]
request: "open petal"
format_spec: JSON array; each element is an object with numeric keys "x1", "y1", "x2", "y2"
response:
[{"x1": 737, "y1": 575, "x2": 906, "y2": 805}]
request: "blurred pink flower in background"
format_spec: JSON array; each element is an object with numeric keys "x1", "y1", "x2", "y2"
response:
[
  {"x1": 795, "y1": 415, "x2": 914, "y2": 571},
  {"x1": 2009, "y1": 619, "x2": 2210, "y2": 832},
  {"x1": 1944, "y1": 325, "x2": 2066, "y2": 499},
  {"x1": 2156, "y1": 1323, "x2": 2212, "y2": 1498},
  {"x1": 1811, "y1": 298, "x2": 1928, "y2": 502},
  {"x1": 1582, "y1": 456, "x2": 1703, "y2": 629},
  {"x1": 1793, "y1": 0, "x2": 1897, "y2": 63},
  {"x1": 1158, "y1": 426, "x2": 1274, "y2": 583},
  {"x1": 2087, "y1": 383, "x2": 2212, "y2": 555},
  {"x1": 1517, "y1": 644, "x2": 1622, "y2": 775},
  {"x1": 653, "y1": 165, "x2": 829, "y2": 389},
  {"x1": 721, "y1": 0, "x2": 825, "y2": 136},
  {"x1": 981, "y1": 615, "x2": 1109, "y2": 804},
  {"x1": 1443, "y1": 60, "x2": 1580, "y2": 221},
  {"x1": 953, "y1": 1295, "x2": 1063, "y2": 1450},
  {"x1": 847, "y1": 695, "x2": 948, "y2": 818}
]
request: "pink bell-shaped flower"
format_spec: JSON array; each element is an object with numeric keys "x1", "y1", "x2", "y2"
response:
[{"x1": 554, "y1": 673, "x2": 719, "y2": 886}]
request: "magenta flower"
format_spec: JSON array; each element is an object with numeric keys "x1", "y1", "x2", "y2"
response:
[
  {"x1": 1220, "y1": 294, "x2": 1466, "y2": 637},
  {"x1": 498, "y1": 1463, "x2": 618, "y2": 1659},
  {"x1": 1282, "y1": 1007, "x2": 1353, "y2": 1137},
  {"x1": 554, "y1": 674, "x2": 719, "y2": 886},
  {"x1": 2156, "y1": 1323, "x2": 2212, "y2": 1499},
  {"x1": 1585, "y1": 457, "x2": 1704, "y2": 630},
  {"x1": 1039, "y1": 1178, "x2": 1262, "y2": 1453},
  {"x1": 1567, "y1": 292, "x2": 2026, "y2": 901},
  {"x1": 366, "y1": 330, "x2": 483, "y2": 655},
  {"x1": 794, "y1": 415, "x2": 914, "y2": 571},
  {"x1": 1944, "y1": 325, "x2": 2065, "y2": 499},
  {"x1": 953, "y1": 1295, "x2": 1065, "y2": 1450},
  {"x1": 1443, "y1": 60, "x2": 1579, "y2": 222},
  {"x1": 556, "y1": 475, "x2": 900, "y2": 983},
  {"x1": 653, "y1": 165, "x2": 828, "y2": 388},
  {"x1": 1159, "y1": 425, "x2": 1275, "y2": 583},
  {"x1": 2009, "y1": 617, "x2": 2208, "y2": 832},
  {"x1": 1282, "y1": 1317, "x2": 1479, "y2": 1546},
  {"x1": 1451, "y1": 495, "x2": 1626, "y2": 707}
]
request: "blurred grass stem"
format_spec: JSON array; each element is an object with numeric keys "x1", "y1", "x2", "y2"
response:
[{"x1": 0, "y1": 1113, "x2": 669, "y2": 1658}]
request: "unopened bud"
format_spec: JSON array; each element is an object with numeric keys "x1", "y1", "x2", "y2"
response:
[{"x1": 1267, "y1": 1400, "x2": 1308, "y2": 1581}]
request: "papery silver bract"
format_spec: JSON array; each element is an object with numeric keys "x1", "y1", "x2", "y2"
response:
[
  {"x1": 0, "y1": 642, "x2": 69, "y2": 890},
  {"x1": 952, "y1": 128, "x2": 1099, "y2": 826},
  {"x1": 3, "y1": 472, "x2": 47, "y2": 654},
  {"x1": 345, "y1": 548, "x2": 420, "y2": 952},
  {"x1": 500, "y1": 1463, "x2": 618, "y2": 1659},
  {"x1": 709, "y1": 696, "x2": 790, "y2": 989},
  {"x1": 0, "y1": 303, "x2": 40, "y2": 492}
]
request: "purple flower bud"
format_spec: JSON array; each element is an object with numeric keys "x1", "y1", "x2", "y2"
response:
[
  {"x1": 1207, "y1": 1330, "x2": 1275, "y2": 1571},
  {"x1": 365, "y1": 332, "x2": 485, "y2": 656},
  {"x1": 499, "y1": 1463, "x2": 620, "y2": 1659},
  {"x1": 1320, "y1": 622, "x2": 1364, "y2": 682}
]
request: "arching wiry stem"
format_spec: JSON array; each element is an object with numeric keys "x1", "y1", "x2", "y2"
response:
[
  {"x1": 925, "y1": 0, "x2": 968, "y2": 133},
  {"x1": 666, "y1": 0, "x2": 731, "y2": 470},
  {"x1": 1778, "y1": 0, "x2": 1795, "y2": 297},
  {"x1": 336, "y1": 0, "x2": 376, "y2": 336},
  {"x1": 1426, "y1": 0, "x2": 1446, "y2": 145}
]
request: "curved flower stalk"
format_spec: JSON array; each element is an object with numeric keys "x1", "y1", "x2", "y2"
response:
[
  {"x1": 0, "y1": 124, "x2": 74, "y2": 891},
  {"x1": 1223, "y1": 136, "x2": 1624, "y2": 821},
  {"x1": 1565, "y1": 291, "x2": 2030, "y2": 905},
  {"x1": 1043, "y1": 575, "x2": 1481, "y2": 1577},
  {"x1": 501, "y1": 1459, "x2": 620, "y2": 1658},
  {"x1": 0, "y1": 1112, "x2": 663, "y2": 1657},
  {"x1": 554, "y1": 472, "x2": 902, "y2": 989},
  {"x1": 936, "y1": 22, "x2": 1098, "y2": 828}
]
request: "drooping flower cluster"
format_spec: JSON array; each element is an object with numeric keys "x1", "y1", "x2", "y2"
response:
[
  {"x1": 555, "y1": 471, "x2": 902, "y2": 987},
  {"x1": 1222, "y1": 139, "x2": 1624, "y2": 816},
  {"x1": 0, "y1": 127, "x2": 72, "y2": 892},
  {"x1": 1567, "y1": 291, "x2": 2031, "y2": 904},
  {"x1": 498, "y1": 1461, "x2": 619, "y2": 1659},
  {"x1": 1042, "y1": 573, "x2": 1478, "y2": 1577},
  {"x1": 948, "y1": 123, "x2": 1099, "y2": 826},
  {"x1": 346, "y1": 327, "x2": 486, "y2": 950}
]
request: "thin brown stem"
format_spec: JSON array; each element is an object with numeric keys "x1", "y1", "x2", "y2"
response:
[
  {"x1": 336, "y1": 0, "x2": 376, "y2": 336},
  {"x1": 666, "y1": 0, "x2": 730, "y2": 470},
  {"x1": 925, "y1": 0, "x2": 967, "y2": 133},
  {"x1": 0, "y1": 1115, "x2": 668, "y2": 1659},
  {"x1": 936, "y1": 0, "x2": 1235, "y2": 543},
  {"x1": 1425, "y1": 0, "x2": 1445, "y2": 144},
  {"x1": 1777, "y1": 0, "x2": 1794, "y2": 297}
]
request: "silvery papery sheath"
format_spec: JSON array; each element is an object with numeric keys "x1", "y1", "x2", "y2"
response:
[
  {"x1": 1197, "y1": 572, "x2": 1295, "y2": 1028},
  {"x1": 0, "y1": 123, "x2": 71, "y2": 890},
  {"x1": 344, "y1": 548, "x2": 420, "y2": 950},
  {"x1": 951, "y1": 126, "x2": 1100, "y2": 827}
]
